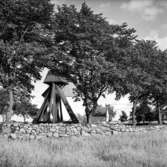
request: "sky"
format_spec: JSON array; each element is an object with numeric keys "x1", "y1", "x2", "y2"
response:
[{"x1": 31, "y1": 0, "x2": 167, "y2": 117}]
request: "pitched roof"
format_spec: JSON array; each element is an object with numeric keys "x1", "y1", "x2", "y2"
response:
[
  {"x1": 43, "y1": 71, "x2": 76, "y2": 97},
  {"x1": 44, "y1": 71, "x2": 68, "y2": 85}
]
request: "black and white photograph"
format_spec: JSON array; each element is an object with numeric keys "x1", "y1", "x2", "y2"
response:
[{"x1": 0, "y1": 0, "x2": 167, "y2": 166}]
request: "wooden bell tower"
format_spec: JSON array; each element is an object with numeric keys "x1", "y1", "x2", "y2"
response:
[{"x1": 34, "y1": 71, "x2": 79, "y2": 123}]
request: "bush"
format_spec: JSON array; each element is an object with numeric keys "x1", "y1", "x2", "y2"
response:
[
  {"x1": 129, "y1": 101, "x2": 158, "y2": 123},
  {"x1": 119, "y1": 111, "x2": 128, "y2": 122},
  {"x1": 92, "y1": 105, "x2": 106, "y2": 117}
]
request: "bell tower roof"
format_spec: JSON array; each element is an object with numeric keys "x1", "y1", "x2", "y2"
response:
[{"x1": 44, "y1": 70, "x2": 68, "y2": 85}]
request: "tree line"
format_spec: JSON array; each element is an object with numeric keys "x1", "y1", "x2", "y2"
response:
[{"x1": 0, "y1": 0, "x2": 167, "y2": 125}]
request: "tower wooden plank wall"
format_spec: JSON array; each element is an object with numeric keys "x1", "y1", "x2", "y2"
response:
[{"x1": 34, "y1": 71, "x2": 78, "y2": 123}]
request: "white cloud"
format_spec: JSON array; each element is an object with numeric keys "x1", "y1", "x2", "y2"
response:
[
  {"x1": 158, "y1": 37, "x2": 167, "y2": 51},
  {"x1": 144, "y1": 30, "x2": 167, "y2": 50},
  {"x1": 98, "y1": 2, "x2": 111, "y2": 9},
  {"x1": 106, "y1": 18, "x2": 117, "y2": 24},
  {"x1": 158, "y1": 1, "x2": 167, "y2": 8},
  {"x1": 121, "y1": 0, "x2": 163, "y2": 21},
  {"x1": 143, "y1": 6, "x2": 162, "y2": 20},
  {"x1": 121, "y1": 0, "x2": 152, "y2": 11},
  {"x1": 96, "y1": 2, "x2": 117, "y2": 24},
  {"x1": 161, "y1": 24, "x2": 167, "y2": 29}
]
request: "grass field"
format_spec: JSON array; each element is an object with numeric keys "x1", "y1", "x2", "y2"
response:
[{"x1": 0, "y1": 129, "x2": 167, "y2": 167}]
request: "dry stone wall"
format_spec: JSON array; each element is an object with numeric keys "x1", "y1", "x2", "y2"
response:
[{"x1": 0, "y1": 122, "x2": 166, "y2": 140}]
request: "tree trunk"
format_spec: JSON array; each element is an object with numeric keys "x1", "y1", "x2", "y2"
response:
[
  {"x1": 106, "y1": 107, "x2": 109, "y2": 122},
  {"x1": 157, "y1": 102, "x2": 162, "y2": 125},
  {"x1": 86, "y1": 111, "x2": 92, "y2": 125},
  {"x1": 1, "y1": 107, "x2": 6, "y2": 122},
  {"x1": 23, "y1": 115, "x2": 26, "y2": 122},
  {"x1": 132, "y1": 100, "x2": 137, "y2": 126},
  {"x1": 2, "y1": 114, "x2": 6, "y2": 122},
  {"x1": 84, "y1": 99, "x2": 97, "y2": 125},
  {"x1": 6, "y1": 89, "x2": 14, "y2": 122}
]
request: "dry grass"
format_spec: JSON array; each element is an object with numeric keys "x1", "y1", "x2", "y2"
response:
[{"x1": 0, "y1": 129, "x2": 167, "y2": 167}]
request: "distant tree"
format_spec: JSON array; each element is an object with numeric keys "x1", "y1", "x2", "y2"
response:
[
  {"x1": 147, "y1": 49, "x2": 167, "y2": 124},
  {"x1": 135, "y1": 101, "x2": 151, "y2": 123},
  {"x1": 130, "y1": 102, "x2": 158, "y2": 124},
  {"x1": 162, "y1": 107, "x2": 167, "y2": 121},
  {"x1": 124, "y1": 40, "x2": 167, "y2": 125},
  {"x1": 92, "y1": 104, "x2": 116, "y2": 120},
  {"x1": 92, "y1": 105, "x2": 106, "y2": 117},
  {"x1": 14, "y1": 102, "x2": 39, "y2": 122},
  {"x1": 139, "y1": 43, "x2": 167, "y2": 125},
  {"x1": 0, "y1": 88, "x2": 38, "y2": 122},
  {"x1": 48, "y1": 3, "x2": 136, "y2": 124},
  {"x1": 0, "y1": 0, "x2": 54, "y2": 122},
  {"x1": 119, "y1": 111, "x2": 128, "y2": 122},
  {"x1": 124, "y1": 41, "x2": 155, "y2": 125},
  {"x1": 148, "y1": 93, "x2": 167, "y2": 124}
]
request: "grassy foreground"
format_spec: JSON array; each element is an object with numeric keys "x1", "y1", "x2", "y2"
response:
[{"x1": 0, "y1": 130, "x2": 167, "y2": 167}]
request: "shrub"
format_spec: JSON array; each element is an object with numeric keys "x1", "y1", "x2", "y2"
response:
[{"x1": 119, "y1": 111, "x2": 128, "y2": 122}]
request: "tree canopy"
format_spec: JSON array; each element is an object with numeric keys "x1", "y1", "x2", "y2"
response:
[
  {"x1": 125, "y1": 40, "x2": 167, "y2": 124},
  {"x1": 0, "y1": 0, "x2": 54, "y2": 121},
  {"x1": 47, "y1": 3, "x2": 136, "y2": 123}
]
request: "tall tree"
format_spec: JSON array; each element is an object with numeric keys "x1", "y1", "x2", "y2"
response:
[
  {"x1": 126, "y1": 40, "x2": 167, "y2": 125},
  {"x1": 149, "y1": 49, "x2": 167, "y2": 124},
  {"x1": 48, "y1": 3, "x2": 136, "y2": 124},
  {"x1": 0, "y1": 0, "x2": 54, "y2": 121}
]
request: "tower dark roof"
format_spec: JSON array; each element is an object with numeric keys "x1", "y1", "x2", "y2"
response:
[{"x1": 44, "y1": 71, "x2": 68, "y2": 85}]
